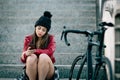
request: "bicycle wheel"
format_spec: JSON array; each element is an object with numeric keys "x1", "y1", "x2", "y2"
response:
[
  {"x1": 94, "y1": 57, "x2": 113, "y2": 80},
  {"x1": 76, "y1": 55, "x2": 86, "y2": 80},
  {"x1": 69, "y1": 55, "x2": 83, "y2": 80}
]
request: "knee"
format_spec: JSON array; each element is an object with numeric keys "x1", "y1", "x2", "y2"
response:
[
  {"x1": 38, "y1": 54, "x2": 51, "y2": 63},
  {"x1": 26, "y1": 54, "x2": 38, "y2": 66}
]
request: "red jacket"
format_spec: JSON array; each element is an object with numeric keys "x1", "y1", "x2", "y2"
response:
[{"x1": 21, "y1": 34, "x2": 56, "y2": 63}]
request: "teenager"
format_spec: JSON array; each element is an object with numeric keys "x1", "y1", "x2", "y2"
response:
[{"x1": 21, "y1": 11, "x2": 56, "y2": 80}]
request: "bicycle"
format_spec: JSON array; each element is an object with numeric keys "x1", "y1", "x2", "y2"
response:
[{"x1": 61, "y1": 22, "x2": 114, "y2": 80}]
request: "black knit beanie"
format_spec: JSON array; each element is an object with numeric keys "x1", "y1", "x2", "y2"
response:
[{"x1": 35, "y1": 11, "x2": 52, "y2": 32}]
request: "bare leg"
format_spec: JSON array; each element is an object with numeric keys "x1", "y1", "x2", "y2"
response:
[
  {"x1": 26, "y1": 54, "x2": 38, "y2": 80},
  {"x1": 38, "y1": 54, "x2": 54, "y2": 80}
]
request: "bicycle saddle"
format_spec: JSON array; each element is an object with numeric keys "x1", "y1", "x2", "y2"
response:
[{"x1": 99, "y1": 22, "x2": 114, "y2": 27}]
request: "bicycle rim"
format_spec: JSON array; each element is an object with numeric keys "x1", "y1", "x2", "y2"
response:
[
  {"x1": 76, "y1": 55, "x2": 86, "y2": 80},
  {"x1": 69, "y1": 55, "x2": 83, "y2": 80},
  {"x1": 94, "y1": 57, "x2": 113, "y2": 80}
]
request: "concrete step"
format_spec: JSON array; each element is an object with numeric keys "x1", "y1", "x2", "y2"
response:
[
  {"x1": 0, "y1": 32, "x2": 90, "y2": 53},
  {"x1": 0, "y1": 53, "x2": 82, "y2": 65},
  {"x1": 0, "y1": 10, "x2": 95, "y2": 20},
  {"x1": 0, "y1": 78, "x2": 16, "y2": 80},
  {"x1": 0, "y1": 53, "x2": 96, "y2": 65},
  {"x1": 0, "y1": 16, "x2": 96, "y2": 27},
  {"x1": 0, "y1": 64, "x2": 83, "y2": 79},
  {"x1": 0, "y1": 0, "x2": 95, "y2": 12},
  {"x1": 0, "y1": 34, "x2": 96, "y2": 54}
]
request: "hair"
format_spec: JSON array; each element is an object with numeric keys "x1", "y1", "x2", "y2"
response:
[{"x1": 29, "y1": 30, "x2": 49, "y2": 49}]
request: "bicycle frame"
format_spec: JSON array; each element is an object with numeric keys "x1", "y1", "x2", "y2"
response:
[{"x1": 86, "y1": 33, "x2": 94, "y2": 80}]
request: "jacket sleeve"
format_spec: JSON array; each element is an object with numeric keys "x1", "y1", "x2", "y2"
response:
[
  {"x1": 34, "y1": 35, "x2": 56, "y2": 57},
  {"x1": 21, "y1": 36, "x2": 31, "y2": 63}
]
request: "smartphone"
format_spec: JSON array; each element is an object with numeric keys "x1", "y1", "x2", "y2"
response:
[{"x1": 29, "y1": 44, "x2": 35, "y2": 50}]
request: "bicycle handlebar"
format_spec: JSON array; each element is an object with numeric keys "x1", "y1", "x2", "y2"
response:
[
  {"x1": 61, "y1": 29, "x2": 96, "y2": 46},
  {"x1": 61, "y1": 27, "x2": 103, "y2": 46}
]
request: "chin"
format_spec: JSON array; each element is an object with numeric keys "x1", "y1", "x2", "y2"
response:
[
  {"x1": 38, "y1": 36, "x2": 42, "y2": 38},
  {"x1": 37, "y1": 34, "x2": 42, "y2": 38}
]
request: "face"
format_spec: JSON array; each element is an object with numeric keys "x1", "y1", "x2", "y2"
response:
[{"x1": 35, "y1": 26, "x2": 47, "y2": 38}]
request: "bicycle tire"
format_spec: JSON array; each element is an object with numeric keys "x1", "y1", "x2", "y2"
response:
[
  {"x1": 94, "y1": 56, "x2": 113, "y2": 80},
  {"x1": 69, "y1": 55, "x2": 83, "y2": 80},
  {"x1": 76, "y1": 55, "x2": 86, "y2": 80}
]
